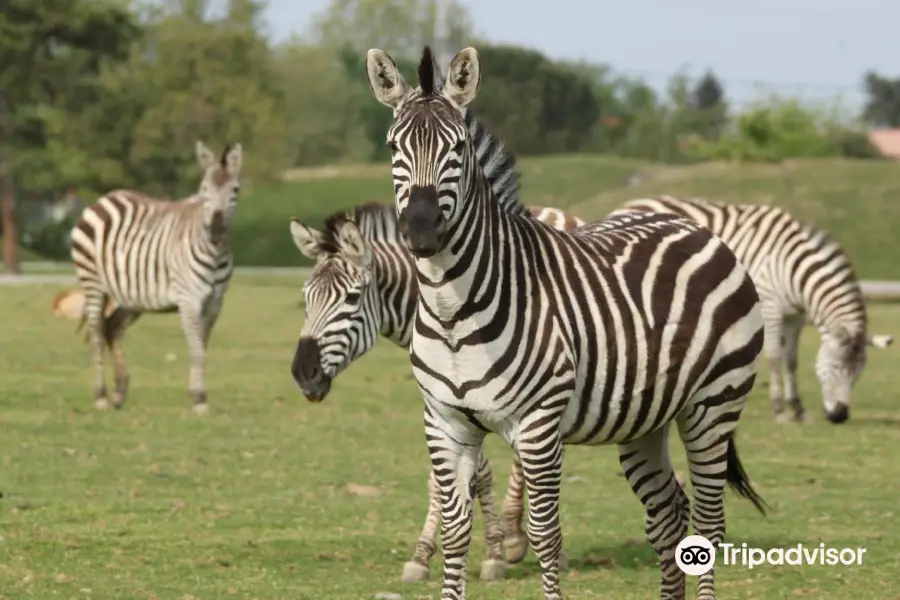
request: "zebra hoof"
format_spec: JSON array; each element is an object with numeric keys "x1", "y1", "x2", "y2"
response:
[
  {"x1": 503, "y1": 532, "x2": 529, "y2": 563},
  {"x1": 479, "y1": 558, "x2": 507, "y2": 581},
  {"x1": 192, "y1": 403, "x2": 210, "y2": 416},
  {"x1": 558, "y1": 550, "x2": 570, "y2": 571},
  {"x1": 95, "y1": 398, "x2": 111, "y2": 411},
  {"x1": 400, "y1": 560, "x2": 429, "y2": 582}
]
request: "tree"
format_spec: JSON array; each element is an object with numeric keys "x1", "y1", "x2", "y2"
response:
[
  {"x1": 308, "y1": 0, "x2": 475, "y2": 62},
  {"x1": 693, "y1": 70, "x2": 725, "y2": 111},
  {"x1": 862, "y1": 71, "x2": 900, "y2": 128},
  {"x1": 277, "y1": 40, "x2": 372, "y2": 165},
  {"x1": 98, "y1": 0, "x2": 289, "y2": 198},
  {"x1": 691, "y1": 70, "x2": 728, "y2": 141},
  {"x1": 0, "y1": 0, "x2": 139, "y2": 273}
]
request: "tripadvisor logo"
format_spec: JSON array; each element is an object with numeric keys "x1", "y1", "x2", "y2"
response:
[{"x1": 676, "y1": 535, "x2": 867, "y2": 575}]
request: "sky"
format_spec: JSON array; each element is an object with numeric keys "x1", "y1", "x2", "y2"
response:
[{"x1": 256, "y1": 0, "x2": 900, "y2": 116}]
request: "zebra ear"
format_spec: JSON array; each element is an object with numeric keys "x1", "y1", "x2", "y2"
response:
[
  {"x1": 222, "y1": 143, "x2": 243, "y2": 176},
  {"x1": 366, "y1": 49, "x2": 409, "y2": 109},
  {"x1": 289, "y1": 219, "x2": 324, "y2": 260},
  {"x1": 442, "y1": 47, "x2": 481, "y2": 107},
  {"x1": 336, "y1": 220, "x2": 370, "y2": 267},
  {"x1": 196, "y1": 141, "x2": 217, "y2": 170},
  {"x1": 867, "y1": 334, "x2": 893, "y2": 349}
]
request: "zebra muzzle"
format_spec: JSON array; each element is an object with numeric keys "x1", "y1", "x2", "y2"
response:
[
  {"x1": 291, "y1": 336, "x2": 332, "y2": 402},
  {"x1": 399, "y1": 191, "x2": 446, "y2": 257}
]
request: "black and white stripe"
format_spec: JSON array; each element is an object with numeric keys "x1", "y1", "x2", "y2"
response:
[
  {"x1": 612, "y1": 195, "x2": 893, "y2": 424},
  {"x1": 288, "y1": 201, "x2": 583, "y2": 582},
  {"x1": 69, "y1": 141, "x2": 242, "y2": 414},
  {"x1": 362, "y1": 45, "x2": 768, "y2": 600},
  {"x1": 289, "y1": 56, "x2": 586, "y2": 579}
]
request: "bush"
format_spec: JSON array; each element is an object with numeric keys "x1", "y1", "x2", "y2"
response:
[{"x1": 687, "y1": 99, "x2": 841, "y2": 163}]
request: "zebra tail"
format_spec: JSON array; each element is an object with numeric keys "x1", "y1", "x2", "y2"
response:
[
  {"x1": 725, "y1": 436, "x2": 769, "y2": 516},
  {"x1": 51, "y1": 289, "x2": 113, "y2": 345}
]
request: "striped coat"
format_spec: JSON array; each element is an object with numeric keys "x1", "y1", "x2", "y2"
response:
[
  {"x1": 69, "y1": 141, "x2": 242, "y2": 414},
  {"x1": 612, "y1": 195, "x2": 893, "y2": 424},
  {"x1": 352, "y1": 45, "x2": 767, "y2": 600},
  {"x1": 289, "y1": 201, "x2": 584, "y2": 582}
]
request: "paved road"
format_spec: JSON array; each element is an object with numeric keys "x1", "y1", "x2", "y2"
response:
[{"x1": 3, "y1": 263, "x2": 900, "y2": 300}]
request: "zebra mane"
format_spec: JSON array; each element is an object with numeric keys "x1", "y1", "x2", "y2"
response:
[
  {"x1": 464, "y1": 109, "x2": 529, "y2": 218},
  {"x1": 318, "y1": 201, "x2": 402, "y2": 252},
  {"x1": 418, "y1": 46, "x2": 436, "y2": 96}
]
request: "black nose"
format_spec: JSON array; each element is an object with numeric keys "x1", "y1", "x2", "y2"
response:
[
  {"x1": 291, "y1": 336, "x2": 331, "y2": 402},
  {"x1": 825, "y1": 404, "x2": 849, "y2": 424},
  {"x1": 400, "y1": 186, "x2": 445, "y2": 256}
]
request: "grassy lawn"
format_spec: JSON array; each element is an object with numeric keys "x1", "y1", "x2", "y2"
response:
[{"x1": 1, "y1": 276, "x2": 899, "y2": 599}]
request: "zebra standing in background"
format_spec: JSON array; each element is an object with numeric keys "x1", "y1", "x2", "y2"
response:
[
  {"x1": 350, "y1": 45, "x2": 769, "y2": 600},
  {"x1": 289, "y1": 202, "x2": 583, "y2": 582},
  {"x1": 70, "y1": 141, "x2": 242, "y2": 415},
  {"x1": 612, "y1": 196, "x2": 893, "y2": 424}
]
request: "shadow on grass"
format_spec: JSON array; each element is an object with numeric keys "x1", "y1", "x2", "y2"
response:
[{"x1": 501, "y1": 536, "x2": 808, "y2": 579}]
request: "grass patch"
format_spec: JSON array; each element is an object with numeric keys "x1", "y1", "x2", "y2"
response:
[{"x1": 1, "y1": 277, "x2": 898, "y2": 599}]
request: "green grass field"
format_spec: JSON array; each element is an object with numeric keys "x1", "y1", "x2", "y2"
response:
[{"x1": 2, "y1": 276, "x2": 899, "y2": 599}]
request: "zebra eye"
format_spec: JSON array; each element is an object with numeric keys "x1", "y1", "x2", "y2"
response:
[
  {"x1": 386, "y1": 140, "x2": 399, "y2": 154},
  {"x1": 345, "y1": 291, "x2": 361, "y2": 306},
  {"x1": 453, "y1": 140, "x2": 465, "y2": 154}
]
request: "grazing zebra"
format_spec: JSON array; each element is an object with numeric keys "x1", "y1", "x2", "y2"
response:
[
  {"x1": 348, "y1": 45, "x2": 769, "y2": 600},
  {"x1": 69, "y1": 141, "x2": 242, "y2": 414},
  {"x1": 611, "y1": 195, "x2": 893, "y2": 425}
]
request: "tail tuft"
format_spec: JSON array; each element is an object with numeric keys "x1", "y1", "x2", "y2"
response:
[
  {"x1": 726, "y1": 436, "x2": 769, "y2": 516},
  {"x1": 51, "y1": 289, "x2": 116, "y2": 344},
  {"x1": 51, "y1": 290, "x2": 86, "y2": 319}
]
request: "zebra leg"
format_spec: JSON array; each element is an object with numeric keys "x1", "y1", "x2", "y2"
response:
[
  {"x1": 677, "y1": 414, "x2": 740, "y2": 600},
  {"x1": 473, "y1": 450, "x2": 507, "y2": 581},
  {"x1": 762, "y1": 314, "x2": 788, "y2": 421},
  {"x1": 401, "y1": 469, "x2": 440, "y2": 582},
  {"x1": 501, "y1": 451, "x2": 569, "y2": 570},
  {"x1": 500, "y1": 452, "x2": 528, "y2": 563},
  {"x1": 178, "y1": 304, "x2": 210, "y2": 415},
  {"x1": 106, "y1": 309, "x2": 141, "y2": 409},
  {"x1": 518, "y1": 421, "x2": 565, "y2": 600},
  {"x1": 782, "y1": 314, "x2": 808, "y2": 423},
  {"x1": 426, "y1": 404, "x2": 486, "y2": 600},
  {"x1": 618, "y1": 426, "x2": 688, "y2": 600},
  {"x1": 84, "y1": 292, "x2": 110, "y2": 410}
]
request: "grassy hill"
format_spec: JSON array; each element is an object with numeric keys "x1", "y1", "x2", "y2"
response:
[
  {"x1": 236, "y1": 155, "x2": 900, "y2": 279},
  {"x1": 12, "y1": 155, "x2": 900, "y2": 279}
]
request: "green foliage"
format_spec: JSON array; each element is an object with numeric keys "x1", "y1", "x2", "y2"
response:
[
  {"x1": 862, "y1": 70, "x2": 900, "y2": 128},
  {"x1": 308, "y1": 0, "x2": 474, "y2": 60},
  {"x1": 688, "y1": 99, "x2": 841, "y2": 163},
  {"x1": 2, "y1": 0, "x2": 894, "y2": 271}
]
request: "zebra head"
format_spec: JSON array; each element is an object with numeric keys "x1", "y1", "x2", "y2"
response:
[
  {"x1": 365, "y1": 45, "x2": 481, "y2": 258},
  {"x1": 816, "y1": 327, "x2": 893, "y2": 423},
  {"x1": 195, "y1": 141, "x2": 242, "y2": 243},
  {"x1": 288, "y1": 216, "x2": 377, "y2": 402}
]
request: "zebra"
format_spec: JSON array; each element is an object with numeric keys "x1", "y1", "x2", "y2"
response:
[
  {"x1": 350, "y1": 45, "x2": 770, "y2": 600},
  {"x1": 69, "y1": 141, "x2": 242, "y2": 415},
  {"x1": 289, "y1": 201, "x2": 583, "y2": 582},
  {"x1": 611, "y1": 195, "x2": 893, "y2": 425}
]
